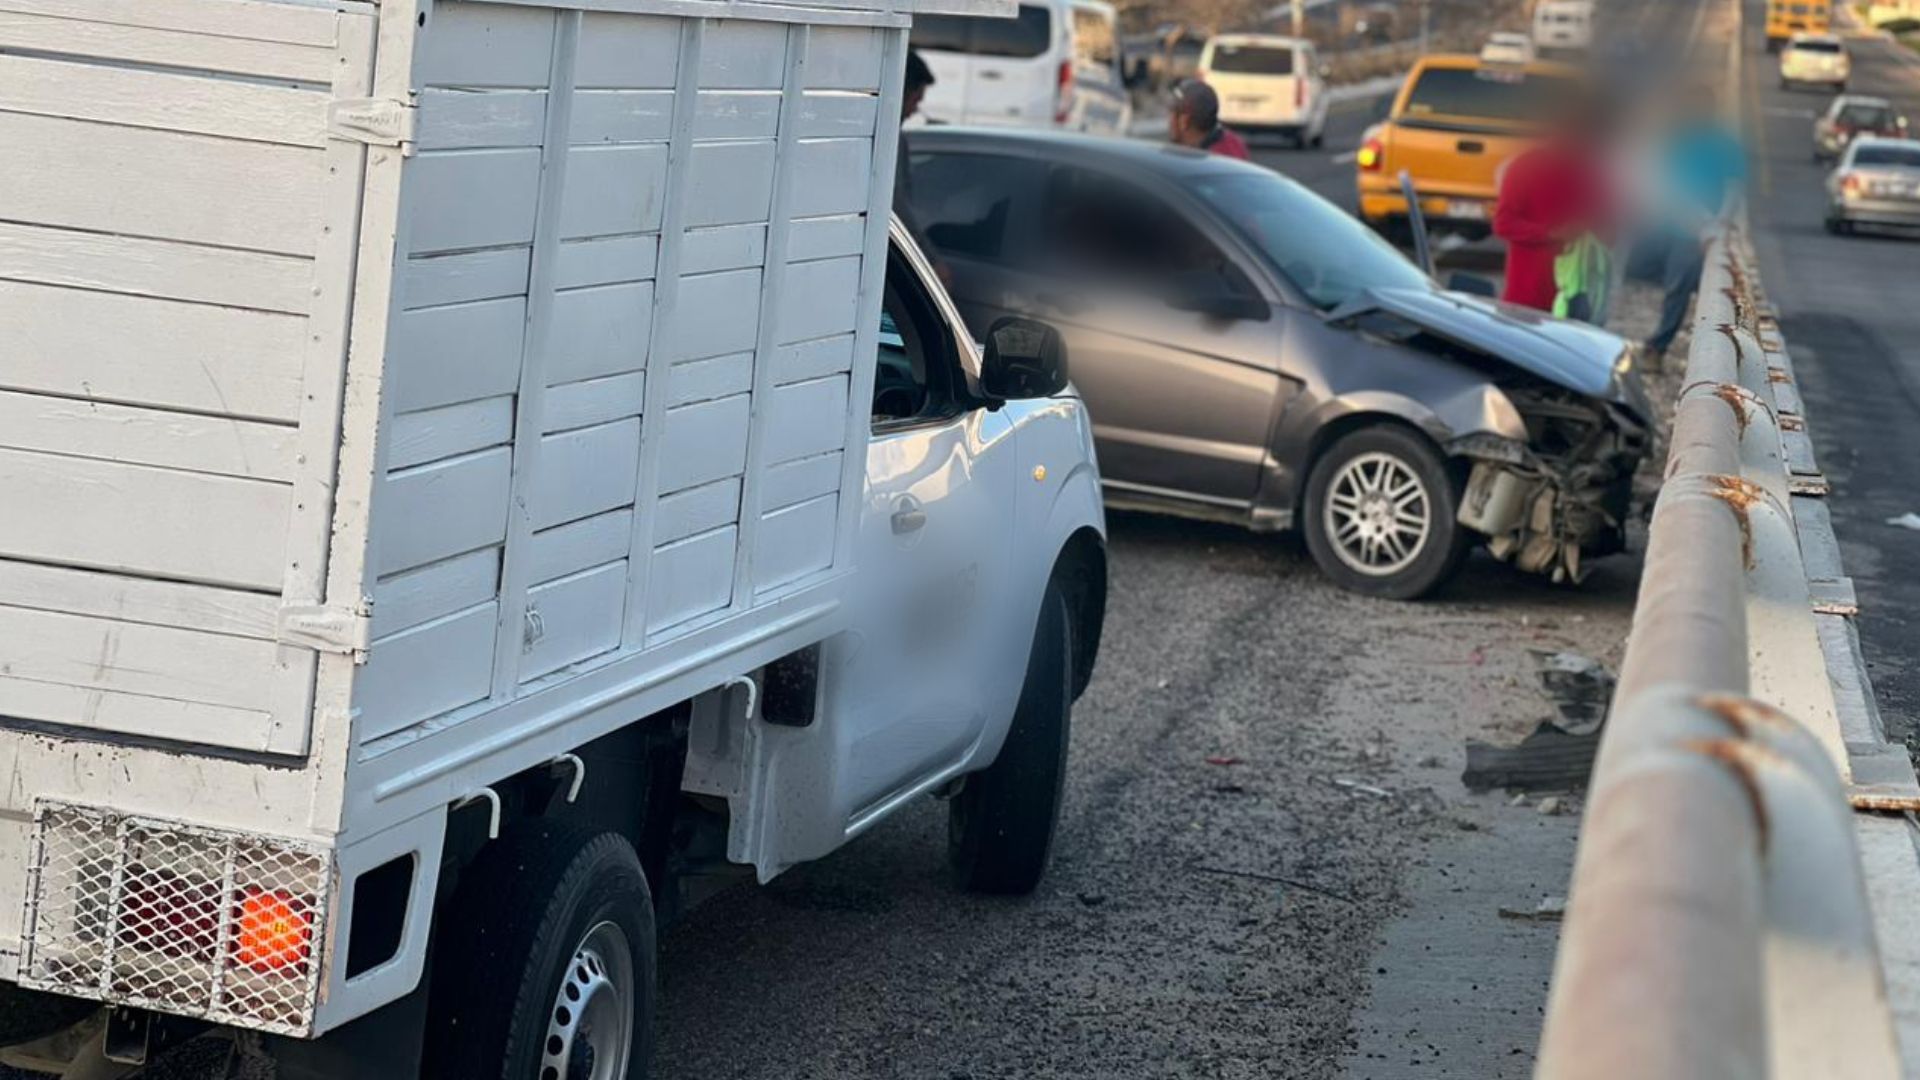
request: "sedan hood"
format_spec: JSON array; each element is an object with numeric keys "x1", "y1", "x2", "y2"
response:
[{"x1": 1331, "y1": 286, "x2": 1630, "y2": 401}]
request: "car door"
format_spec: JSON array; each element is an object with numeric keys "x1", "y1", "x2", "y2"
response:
[
  {"x1": 837, "y1": 228, "x2": 1018, "y2": 826},
  {"x1": 907, "y1": 15, "x2": 976, "y2": 124},
  {"x1": 1022, "y1": 165, "x2": 1289, "y2": 507},
  {"x1": 964, "y1": 3, "x2": 1058, "y2": 126},
  {"x1": 901, "y1": 143, "x2": 1045, "y2": 336}
]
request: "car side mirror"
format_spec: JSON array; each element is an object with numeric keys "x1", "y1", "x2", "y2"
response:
[
  {"x1": 980, "y1": 317, "x2": 1069, "y2": 403},
  {"x1": 1446, "y1": 272, "x2": 1498, "y2": 297}
]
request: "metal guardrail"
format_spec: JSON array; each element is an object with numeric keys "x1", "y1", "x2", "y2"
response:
[{"x1": 1533, "y1": 215, "x2": 1906, "y2": 1078}]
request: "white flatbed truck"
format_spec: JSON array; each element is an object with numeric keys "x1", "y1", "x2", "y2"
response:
[{"x1": 0, "y1": 1, "x2": 1108, "y2": 1075}]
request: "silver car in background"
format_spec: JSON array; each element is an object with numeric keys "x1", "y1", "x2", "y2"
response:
[
  {"x1": 1826, "y1": 137, "x2": 1920, "y2": 234},
  {"x1": 905, "y1": 128, "x2": 1650, "y2": 599}
]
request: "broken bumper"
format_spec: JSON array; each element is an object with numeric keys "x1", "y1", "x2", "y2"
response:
[{"x1": 1450, "y1": 395, "x2": 1648, "y2": 583}]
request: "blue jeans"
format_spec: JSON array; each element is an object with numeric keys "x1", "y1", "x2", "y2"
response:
[{"x1": 1647, "y1": 234, "x2": 1704, "y2": 354}]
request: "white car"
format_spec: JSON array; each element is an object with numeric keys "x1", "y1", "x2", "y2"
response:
[
  {"x1": 1826, "y1": 136, "x2": 1920, "y2": 233},
  {"x1": 1532, "y1": 0, "x2": 1594, "y2": 51},
  {"x1": 1481, "y1": 31, "x2": 1538, "y2": 65},
  {"x1": 1780, "y1": 32, "x2": 1850, "y2": 90},
  {"x1": 911, "y1": 0, "x2": 1134, "y2": 136},
  {"x1": 1197, "y1": 33, "x2": 1330, "y2": 148}
]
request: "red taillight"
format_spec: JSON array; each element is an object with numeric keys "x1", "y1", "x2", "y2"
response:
[
  {"x1": 1055, "y1": 59, "x2": 1073, "y2": 124},
  {"x1": 1296, "y1": 78, "x2": 1306, "y2": 109},
  {"x1": 233, "y1": 887, "x2": 314, "y2": 974},
  {"x1": 1357, "y1": 137, "x2": 1385, "y2": 171}
]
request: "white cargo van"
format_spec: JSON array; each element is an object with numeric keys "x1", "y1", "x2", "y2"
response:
[
  {"x1": 1197, "y1": 33, "x2": 1329, "y2": 148},
  {"x1": 0, "y1": 0, "x2": 1108, "y2": 1076},
  {"x1": 1532, "y1": 0, "x2": 1594, "y2": 52},
  {"x1": 910, "y1": 0, "x2": 1132, "y2": 135}
]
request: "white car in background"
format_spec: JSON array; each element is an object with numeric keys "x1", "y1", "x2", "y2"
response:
[
  {"x1": 1197, "y1": 33, "x2": 1330, "y2": 148},
  {"x1": 1826, "y1": 136, "x2": 1920, "y2": 233},
  {"x1": 910, "y1": 0, "x2": 1133, "y2": 136},
  {"x1": 1532, "y1": 0, "x2": 1594, "y2": 52},
  {"x1": 1780, "y1": 32, "x2": 1850, "y2": 90},
  {"x1": 1481, "y1": 31, "x2": 1538, "y2": 65}
]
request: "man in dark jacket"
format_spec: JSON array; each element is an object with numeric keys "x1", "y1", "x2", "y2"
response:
[{"x1": 1168, "y1": 79, "x2": 1250, "y2": 160}]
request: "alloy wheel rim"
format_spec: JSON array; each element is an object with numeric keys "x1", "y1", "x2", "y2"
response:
[
  {"x1": 1323, "y1": 452, "x2": 1431, "y2": 577},
  {"x1": 540, "y1": 921, "x2": 634, "y2": 1080}
]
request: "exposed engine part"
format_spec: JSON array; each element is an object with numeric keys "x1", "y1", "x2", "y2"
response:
[{"x1": 1452, "y1": 387, "x2": 1644, "y2": 584}]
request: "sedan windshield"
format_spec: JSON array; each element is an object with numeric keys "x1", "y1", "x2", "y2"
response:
[{"x1": 1189, "y1": 171, "x2": 1431, "y2": 309}]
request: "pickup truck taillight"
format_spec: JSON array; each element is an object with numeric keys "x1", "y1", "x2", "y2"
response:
[
  {"x1": 1296, "y1": 77, "x2": 1306, "y2": 109},
  {"x1": 1055, "y1": 59, "x2": 1073, "y2": 124},
  {"x1": 1357, "y1": 136, "x2": 1385, "y2": 171}
]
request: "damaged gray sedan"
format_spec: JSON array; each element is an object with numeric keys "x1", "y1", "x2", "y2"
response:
[{"x1": 906, "y1": 128, "x2": 1650, "y2": 599}]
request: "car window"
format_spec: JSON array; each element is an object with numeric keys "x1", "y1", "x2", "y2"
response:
[
  {"x1": 1072, "y1": 8, "x2": 1116, "y2": 67},
  {"x1": 907, "y1": 150, "x2": 1038, "y2": 261},
  {"x1": 911, "y1": 7, "x2": 1052, "y2": 59},
  {"x1": 873, "y1": 247, "x2": 962, "y2": 428},
  {"x1": 1038, "y1": 166, "x2": 1257, "y2": 302},
  {"x1": 1190, "y1": 171, "x2": 1431, "y2": 309},
  {"x1": 1839, "y1": 104, "x2": 1892, "y2": 127},
  {"x1": 1792, "y1": 39, "x2": 1842, "y2": 53},
  {"x1": 1209, "y1": 43, "x2": 1294, "y2": 75},
  {"x1": 1400, "y1": 67, "x2": 1581, "y2": 125},
  {"x1": 1853, "y1": 145, "x2": 1920, "y2": 168}
]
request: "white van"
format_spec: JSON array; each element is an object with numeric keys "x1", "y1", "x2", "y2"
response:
[
  {"x1": 0, "y1": 0, "x2": 1109, "y2": 1075},
  {"x1": 911, "y1": 0, "x2": 1133, "y2": 135},
  {"x1": 1197, "y1": 34, "x2": 1330, "y2": 148},
  {"x1": 1533, "y1": 0, "x2": 1594, "y2": 52}
]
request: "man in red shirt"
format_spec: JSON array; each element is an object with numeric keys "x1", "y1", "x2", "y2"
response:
[
  {"x1": 1493, "y1": 97, "x2": 1612, "y2": 314},
  {"x1": 1169, "y1": 79, "x2": 1251, "y2": 161}
]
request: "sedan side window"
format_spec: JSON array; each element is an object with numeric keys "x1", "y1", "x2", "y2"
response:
[
  {"x1": 907, "y1": 150, "x2": 1039, "y2": 261},
  {"x1": 1039, "y1": 166, "x2": 1257, "y2": 303}
]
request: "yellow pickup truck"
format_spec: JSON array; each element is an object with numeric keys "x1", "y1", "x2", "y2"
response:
[{"x1": 1356, "y1": 54, "x2": 1583, "y2": 241}]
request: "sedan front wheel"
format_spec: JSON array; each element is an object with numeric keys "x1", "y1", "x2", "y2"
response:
[{"x1": 1302, "y1": 425, "x2": 1469, "y2": 600}]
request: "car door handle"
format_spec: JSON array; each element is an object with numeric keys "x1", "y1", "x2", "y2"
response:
[
  {"x1": 1456, "y1": 140, "x2": 1485, "y2": 154},
  {"x1": 892, "y1": 508, "x2": 926, "y2": 535},
  {"x1": 979, "y1": 70, "x2": 1003, "y2": 81}
]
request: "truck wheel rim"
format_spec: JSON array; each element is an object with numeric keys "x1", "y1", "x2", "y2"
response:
[
  {"x1": 1324, "y1": 452, "x2": 1430, "y2": 577},
  {"x1": 541, "y1": 921, "x2": 633, "y2": 1080}
]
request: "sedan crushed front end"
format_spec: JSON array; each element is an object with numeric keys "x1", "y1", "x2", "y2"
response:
[{"x1": 1333, "y1": 287, "x2": 1651, "y2": 583}]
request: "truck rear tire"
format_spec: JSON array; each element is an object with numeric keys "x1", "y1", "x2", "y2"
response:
[
  {"x1": 948, "y1": 582, "x2": 1073, "y2": 896},
  {"x1": 425, "y1": 822, "x2": 656, "y2": 1080}
]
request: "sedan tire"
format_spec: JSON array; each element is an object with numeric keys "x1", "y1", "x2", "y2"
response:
[{"x1": 1302, "y1": 425, "x2": 1469, "y2": 600}]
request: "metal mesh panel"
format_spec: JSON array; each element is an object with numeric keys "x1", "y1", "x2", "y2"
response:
[{"x1": 19, "y1": 802, "x2": 332, "y2": 1036}]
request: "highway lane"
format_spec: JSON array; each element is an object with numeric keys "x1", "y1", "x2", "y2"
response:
[{"x1": 1742, "y1": 5, "x2": 1920, "y2": 740}]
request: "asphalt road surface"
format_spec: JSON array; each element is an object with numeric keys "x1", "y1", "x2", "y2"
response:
[{"x1": 1742, "y1": 4, "x2": 1920, "y2": 743}]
